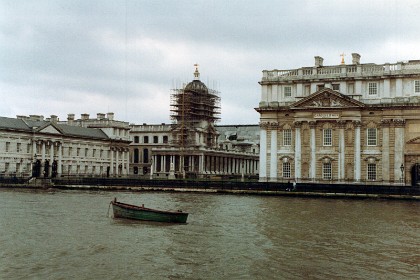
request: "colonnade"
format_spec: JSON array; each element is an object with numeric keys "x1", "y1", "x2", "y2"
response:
[
  {"x1": 33, "y1": 140, "x2": 62, "y2": 177},
  {"x1": 150, "y1": 154, "x2": 258, "y2": 176},
  {"x1": 32, "y1": 140, "x2": 130, "y2": 177},
  {"x1": 259, "y1": 119, "x2": 406, "y2": 183}
]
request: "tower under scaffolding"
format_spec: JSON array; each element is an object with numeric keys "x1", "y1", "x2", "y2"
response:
[
  {"x1": 170, "y1": 65, "x2": 221, "y2": 149},
  {"x1": 145, "y1": 64, "x2": 258, "y2": 180}
]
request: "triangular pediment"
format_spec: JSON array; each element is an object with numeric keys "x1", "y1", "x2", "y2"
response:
[
  {"x1": 37, "y1": 123, "x2": 63, "y2": 135},
  {"x1": 292, "y1": 88, "x2": 365, "y2": 109},
  {"x1": 407, "y1": 137, "x2": 420, "y2": 144}
]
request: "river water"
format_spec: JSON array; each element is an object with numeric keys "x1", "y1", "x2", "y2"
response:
[{"x1": 0, "y1": 189, "x2": 418, "y2": 280}]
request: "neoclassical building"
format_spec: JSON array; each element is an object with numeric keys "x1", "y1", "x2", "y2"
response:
[
  {"x1": 0, "y1": 113, "x2": 130, "y2": 178},
  {"x1": 256, "y1": 54, "x2": 420, "y2": 185},
  {"x1": 129, "y1": 66, "x2": 259, "y2": 179}
]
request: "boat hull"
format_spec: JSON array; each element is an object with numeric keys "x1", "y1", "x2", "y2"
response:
[{"x1": 111, "y1": 201, "x2": 188, "y2": 223}]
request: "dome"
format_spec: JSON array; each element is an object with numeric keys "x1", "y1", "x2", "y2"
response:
[{"x1": 184, "y1": 79, "x2": 208, "y2": 94}]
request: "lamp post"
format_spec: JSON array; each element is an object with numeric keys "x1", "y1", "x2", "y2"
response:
[{"x1": 400, "y1": 164, "x2": 404, "y2": 185}]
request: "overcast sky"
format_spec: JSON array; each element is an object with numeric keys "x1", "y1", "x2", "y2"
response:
[{"x1": 1, "y1": 0, "x2": 419, "y2": 125}]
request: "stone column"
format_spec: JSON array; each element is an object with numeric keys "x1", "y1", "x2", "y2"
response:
[
  {"x1": 270, "y1": 122, "x2": 279, "y2": 181},
  {"x1": 200, "y1": 155, "x2": 204, "y2": 174},
  {"x1": 259, "y1": 122, "x2": 268, "y2": 182},
  {"x1": 354, "y1": 121, "x2": 361, "y2": 181},
  {"x1": 394, "y1": 119, "x2": 406, "y2": 183},
  {"x1": 294, "y1": 121, "x2": 302, "y2": 180},
  {"x1": 49, "y1": 141, "x2": 54, "y2": 177},
  {"x1": 381, "y1": 120, "x2": 391, "y2": 182},
  {"x1": 338, "y1": 121, "x2": 346, "y2": 181},
  {"x1": 160, "y1": 155, "x2": 167, "y2": 173},
  {"x1": 110, "y1": 148, "x2": 114, "y2": 176},
  {"x1": 150, "y1": 155, "x2": 154, "y2": 179},
  {"x1": 58, "y1": 142, "x2": 62, "y2": 176},
  {"x1": 41, "y1": 141, "x2": 46, "y2": 169},
  {"x1": 309, "y1": 121, "x2": 316, "y2": 181},
  {"x1": 169, "y1": 155, "x2": 175, "y2": 179},
  {"x1": 115, "y1": 148, "x2": 119, "y2": 176}
]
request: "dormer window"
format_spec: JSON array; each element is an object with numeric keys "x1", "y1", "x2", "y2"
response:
[{"x1": 332, "y1": 84, "x2": 340, "y2": 91}]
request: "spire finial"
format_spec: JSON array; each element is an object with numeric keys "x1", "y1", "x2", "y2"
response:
[{"x1": 194, "y1": 63, "x2": 200, "y2": 80}]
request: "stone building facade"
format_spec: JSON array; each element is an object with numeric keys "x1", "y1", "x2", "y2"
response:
[
  {"x1": 256, "y1": 54, "x2": 420, "y2": 185},
  {"x1": 0, "y1": 113, "x2": 130, "y2": 178},
  {"x1": 129, "y1": 123, "x2": 260, "y2": 178},
  {"x1": 129, "y1": 67, "x2": 259, "y2": 179}
]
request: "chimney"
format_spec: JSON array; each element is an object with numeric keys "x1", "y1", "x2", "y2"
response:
[
  {"x1": 107, "y1": 112, "x2": 114, "y2": 120},
  {"x1": 352, "y1": 53, "x2": 361, "y2": 65},
  {"x1": 314, "y1": 56, "x2": 324, "y2": 67},
  {"x1": 67, "y1": 113, "x2": 75, "y2": 125},
  {"x1": 29, "y1": 115, "x2": 44, "y2": 121},
  {"x1": 97, "y1": 113, "x2": 105, "y2": 120},
  {"x1": 50, "y1": 115, "x2": 58, "y2": 123},
  {"x1": 81, "y1": 113, "x2": 90, "y2": 120}
]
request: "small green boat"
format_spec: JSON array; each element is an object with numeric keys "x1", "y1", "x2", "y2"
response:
[{"x1": 110, "y1": 198, "x2": 188, "y2": 223}]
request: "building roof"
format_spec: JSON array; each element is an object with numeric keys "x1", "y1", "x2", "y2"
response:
[
  {"x1": 0, "y1": 117, "x2": 31, "y2": 130},
  {"x1": 184, "y1": 79, "x2": 209, "y2": 94},
  {"x1": 0, "y1": 116, "x2": 109, "y2": 140}
]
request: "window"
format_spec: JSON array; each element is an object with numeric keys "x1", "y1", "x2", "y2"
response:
[
  {"x1": 144, "y1": 136, "x2": 149, "y2": 144},
  {"x1": 368, "y1": 82, "x2": 377, "y2": 95},
  {"x1": 323, "y1": 162, "x2": 332, "y2": 180},
  {"x1": 283, "y1": 162, "x2": 291, "y2": 178},
  {"x1": 367, "y1": 128, "x2": 377, "y2": 146},
  {"x1": 143, "y1": 148, "x2": 149, "y2": 163},
  {"x1": 92, "y1": 149, "x2": 96, "y2": 157},
  {"x1": 6, "y1": 142, "x2": 10, "y2": 152},
  {"x1": 68, "y1": 147, "x2": 72, "y2": 156},
  {"x1": 304, "y1": 85, "x2": 311, "y2": 96},
  {"x1": 317, "y1": 84, "x2": 325, "y2": 91},
  {"x1": 415, "y1": 80, "x2": 420, "y2": 94},
  {"x1": 283, "y1": 129, "x2": 292, "y2": 146},
  {"x1": 134, "y1": 136, "x2": 139, "y2": 143},
  {"x1": 77, "y1": 148, "x2": 80, "y2": 156},
  {"x1": 17, "y1": 143, "x2": 21, "y2": 153},
  {"x1": 27, "y1": 144, "x2": 31, "y2": 153},
  {"x1": 163, "y1": 136, "x2": 168, "y2": 144},
  {"x1": 85, "y1": 148, "x2": 88, "y2": 157},
  {"x1": 367, "y1": 163, "x2": 377, "y2": 180},
  {"x1": 332, "y1": 84, "x2": 340, "y2": 91},
  {"x1": 153, "y1": 136, "x2": 159, "y2": 143},
  {"x1": 284, "y1": 86, "x2": 292, "y2": 97},
  {"x1": 134, "y1": 149, "x2": 139, "y2": 163},
  {"x1": 323, "y1": 128, "x2": 332, "y2": 146},
  {"x1": 348, "y1": 83, "x2": 355, "y2": 94}
]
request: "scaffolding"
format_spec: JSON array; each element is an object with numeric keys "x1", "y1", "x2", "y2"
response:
[{"x1": 170, "y1": 79, "x2": 221, "y2": 148}]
